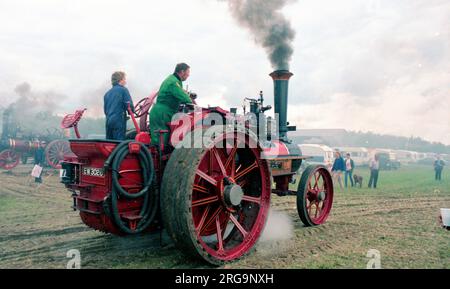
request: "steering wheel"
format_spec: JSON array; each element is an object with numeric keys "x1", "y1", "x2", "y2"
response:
[
  {"x1": 134, "y1": 91, "x2": 158, "y2": 118},
  {"x1": 134, "y1": 98, "x2": 152, "y2": 118}
]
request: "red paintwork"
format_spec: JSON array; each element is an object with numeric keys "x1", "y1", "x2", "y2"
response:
[
  {"x1": 168, "y1": 107, "x2": 229, "y2": 147},
  {"x1": 67, "y1": 140, "x2": 158, "y2": 234},
  {"x1": 128, "y1": 104, "x2": 140, "y2": 134},
  {"x1": 262, "y1": 139, "x2": 290, "y2": 157},
  {"x1": 6, "y1": 139, "x2": 44, "y2": 152},
  {"x1": 135, "y1": 132, "x2": 151, "y2": 145},
  {"x1": 63, "y1": 107, "x2": 230, "y2": 236}
]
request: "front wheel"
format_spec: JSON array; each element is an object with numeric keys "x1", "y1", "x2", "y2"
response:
[
  {"x1": 161, "y1": 127, "x2": 271, "y2": 265},
  {"x1": 297, "y1": 165, "x2": 334, "y2": 226}
]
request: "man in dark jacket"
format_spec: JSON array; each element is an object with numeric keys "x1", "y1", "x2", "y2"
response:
[
  {"x1": 434, "y1": 155, "x2": 445, "y2": 181},
  {"x1": 331, "y1": 151, "x2": 345, "y2": 189},
  {"x1": 104, "y1": 71, "x2": 134, "y2": 140}
]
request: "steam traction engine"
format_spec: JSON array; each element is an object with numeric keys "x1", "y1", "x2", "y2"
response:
[
  {"x1": 60, "y1": 70, "x2": 334, "y2": 265},
  {"x1": 0, "y1": 108, "x2": 71, "y2": 170}
]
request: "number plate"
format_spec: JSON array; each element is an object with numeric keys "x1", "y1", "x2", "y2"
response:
[{"x1": 82, "y1": 167, "x2": 105, "y2": 177}]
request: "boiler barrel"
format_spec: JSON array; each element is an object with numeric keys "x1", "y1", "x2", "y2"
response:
[{"x1": 2, "y1": 139, "x2": 43, "y2": 153}]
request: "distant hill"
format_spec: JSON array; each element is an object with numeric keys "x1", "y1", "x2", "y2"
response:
[{"x1": 290, "y1": 129, "x2": 450, "y2": 154}]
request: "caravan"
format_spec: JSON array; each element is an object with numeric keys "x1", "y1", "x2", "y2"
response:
[
  {"x1": 393, "y1": 150, "x2": 418, "y2": 164},
  {"x1": 299, "y1": 144, "x2": 334, "y2": 170},
  {"x1": 334, "y1": 147, "x2": 370, "y2": 166},
  {"x1": 369, "y1": 148, "x2": 400, "y2": 170}
]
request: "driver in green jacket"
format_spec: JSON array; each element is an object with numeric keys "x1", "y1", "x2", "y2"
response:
[{"x1": 149, "y1": 63, "x2": 192, "y2": 146}]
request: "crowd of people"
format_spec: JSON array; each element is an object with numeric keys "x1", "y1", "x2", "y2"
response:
[
  {"x1": 330, "y1": 150, "x2": 445, "y2": 189},
  {"x1": 331, "y1": 151, "x2": 380, "y2": 189}
]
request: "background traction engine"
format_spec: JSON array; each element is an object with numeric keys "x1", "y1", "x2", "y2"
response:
[
  {"x1": 0, "y1": 109, "x2": 71, "y2": 170},
  {"x1": 61, "y1": 70, "x2": 334, "y2": 265}
]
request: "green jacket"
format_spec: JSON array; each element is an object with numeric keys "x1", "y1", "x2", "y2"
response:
[{"x1": 149, "y1": 74, "x2": 192, "y2": 146}]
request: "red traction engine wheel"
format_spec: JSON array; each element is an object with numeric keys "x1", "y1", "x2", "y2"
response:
[
  {"x1": 45, "y1": 140, "x2": 72, "y2": 169},
  {"x1": 0, "y1": 149, "x2": 20, "y2": 170},
  {"x1": 161, "y1": 127, "x2": 271, "y2": 265},
  {"x1": 297, "y1": 165, "x2": 334, "y2": 226}
]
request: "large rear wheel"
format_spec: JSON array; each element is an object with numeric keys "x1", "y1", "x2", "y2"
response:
[{"x1": 161, "y1": 127, "x2": 271, "y2": 265}]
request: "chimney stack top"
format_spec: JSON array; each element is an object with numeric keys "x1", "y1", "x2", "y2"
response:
[{"x1": 269, "y1": 70, "x2": 293, "y2": 81}]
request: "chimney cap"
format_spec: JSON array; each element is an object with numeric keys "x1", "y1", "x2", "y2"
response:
[{"x1": 270, "y1": 70, "x2": 293, "y2": 80}]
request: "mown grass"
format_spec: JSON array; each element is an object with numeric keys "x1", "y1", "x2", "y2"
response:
[{"x1": 0, "y1": 164, "x2": 449, "y2": 268}]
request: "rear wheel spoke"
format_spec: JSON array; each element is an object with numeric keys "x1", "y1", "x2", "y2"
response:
[
  {"x1": 196, "y1": 206, "x2": 211, "y2": 232},
  {"x1": 225, "y1": 147, "x2": 237, "y2": 172},
  {"x1": 215, "y1": 216, "x2": 224, "y2": 252},
  {"x1": 238, "y1": 179, "x2": 247, "y2": 188},
  {"x1": 200, "y1": 206, "x2": 222, "y2": 234},
  {"x1": 192, "y1": 195, "x2": 219, "y2": 207},
  {"x1": 193, "y1": 184, "x2": 210, "y2": 194},
  {"x1": 229, "y1": 214, "x2": 248, "y2": 238},
  {"x1": 196, "y1": 169, "x2": 218, "y2": 186},
  {"x1": 212, "y1": 148, "x2": 227, "y2": 176},
  {"x1": 242, "y1": 195, "x2": 261, "y2": 204},
  {"x1": 235, "y1": 160, "x2": 258, "y2": 180}
]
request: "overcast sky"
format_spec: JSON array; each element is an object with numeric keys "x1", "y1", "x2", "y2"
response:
[{"x1": 0, "y1": 0, "x2": 449, "y2": 144}]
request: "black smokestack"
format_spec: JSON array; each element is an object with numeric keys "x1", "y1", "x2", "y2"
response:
[
  {"x1": 223, "y1": 0, "x2": 296, "y2": 70},
  {"x1": 270, "y1": 70, "x2": 293, "y2": 141}
]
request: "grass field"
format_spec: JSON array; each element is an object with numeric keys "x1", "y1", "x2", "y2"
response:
[{"x1": 0, "y1": 164, "x2": 449, "y2": 269}]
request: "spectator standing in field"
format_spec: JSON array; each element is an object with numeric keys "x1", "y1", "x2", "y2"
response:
[
  {"x1": 34, "y1": 141, "x2": 46, "y2": 183},
  {"x1": 344, "y1": 153, "x2": 355, "y2": 187},
  {"x1": 434, "y1": 155, "x2": 445, "y2": 181},
  {"x1": 368, "y1": 154, "x2": 380, "y2": 188},
  {"x1": 331, "y1": 151, "x2": 345, "y2": 189}
]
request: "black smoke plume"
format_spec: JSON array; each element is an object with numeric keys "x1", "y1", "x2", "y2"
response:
[
  {"x1": 223, "y1": 0, "x2": 296, "y2": 70},
  {"x1": 0, "y1": 82, "x2": 65, "y2": 139}
]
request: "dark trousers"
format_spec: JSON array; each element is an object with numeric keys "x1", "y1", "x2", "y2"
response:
[
  {"x1": 345, "y1": 170, "x2": 354, "y2": 187},
  {"x1": 368, "y1": 169, "x2": 379, "y2": 188},
  {"x1": 435, "y1": 169, "x2": 443, "y2": 181},
  {"x1": 106, "y1": 123, "x2": 126, "y2": 140}
]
